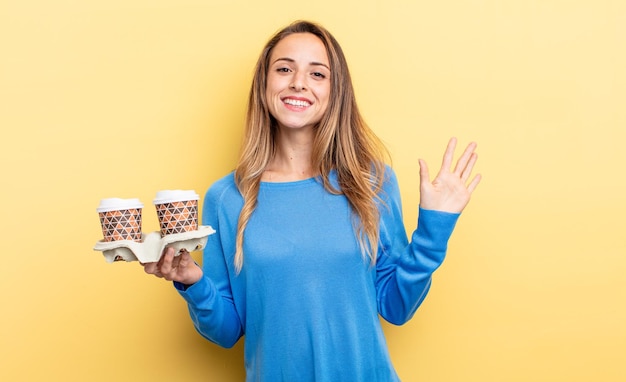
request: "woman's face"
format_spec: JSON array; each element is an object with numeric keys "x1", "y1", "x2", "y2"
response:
[{"x1": 265, "y1": 32, "x2": 331, "y2": 132}]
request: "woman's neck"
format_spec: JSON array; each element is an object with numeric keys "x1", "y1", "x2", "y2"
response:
[{"x1": 262, "y1": 128, "x2": 317, "y2": 182}]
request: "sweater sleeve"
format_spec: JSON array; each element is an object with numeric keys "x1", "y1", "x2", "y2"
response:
[
  {"x1": 375, "y1": 168, "x2": 459, "y2": 325},
  {"x1": 174, "y1": 176, "x2": 244, "y2": 348}
]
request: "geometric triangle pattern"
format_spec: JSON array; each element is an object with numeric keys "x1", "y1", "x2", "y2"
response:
[
  {"x1": 155, "y1": 200, "x2": 198, "y2": 237},
  {"x1": 98, "y1": 208, "x2": 143, "y2": 242}
]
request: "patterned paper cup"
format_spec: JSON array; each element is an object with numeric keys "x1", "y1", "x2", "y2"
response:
[
  {"x1": 153, "y1": 190, "x2": 199, "y2": 237},
  {"x1": 97, "y1": 198, "x2": 143, "y2": 242}
]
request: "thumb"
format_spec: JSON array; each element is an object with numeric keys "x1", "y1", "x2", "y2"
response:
[
  {"x1": 418, "y1": 159, "x2": 431, "y2": 187},
  {"x1": 178, "y1": 249, "x2": 191, "y2": 267}
]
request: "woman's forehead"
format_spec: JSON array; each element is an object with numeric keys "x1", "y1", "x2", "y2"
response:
[{"x1": 269, "y1": 33, "x2": 330, "y2": 67}]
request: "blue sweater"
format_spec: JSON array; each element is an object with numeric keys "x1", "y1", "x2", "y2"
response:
[{"x1": 176, "y1": 168, "x2": 459, "y2": 381}]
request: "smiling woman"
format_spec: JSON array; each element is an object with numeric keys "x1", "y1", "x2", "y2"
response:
[
  {"x1": 265, "y1": 32, "x2": 331, "y2": 134},
  {"x1": 142, "y1": 19, "x2": 481, "y2": 382},
  {"x1": 3, "y1": 0, "x2": 625, "y2": 380}
]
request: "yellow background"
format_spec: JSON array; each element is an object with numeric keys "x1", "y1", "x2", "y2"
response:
[{"x1": 1, "y1": 0, "x2": 624, "y2": 380}]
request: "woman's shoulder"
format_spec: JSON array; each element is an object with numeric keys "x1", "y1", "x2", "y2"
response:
[
  {"x1": 381, "y1": 163, "x2": 398, "y2": 187},
  {"x1": 379, "y1": 164, "x2": 401, "y2": 199},
  {"x1": 204, "y1": 171, "x2": 241, "y2": 203},
  {"x1": 383, "y1": 163, "x2": 396, "y2": 180}
]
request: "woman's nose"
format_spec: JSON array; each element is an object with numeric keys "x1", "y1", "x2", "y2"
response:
[{"x1": 290, "y1": 72, "x2": 306, "y2": 91}]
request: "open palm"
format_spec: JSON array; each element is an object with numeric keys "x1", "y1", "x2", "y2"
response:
[{"x1": 419, "y1": 138, "x2": 482, "y2": 213}]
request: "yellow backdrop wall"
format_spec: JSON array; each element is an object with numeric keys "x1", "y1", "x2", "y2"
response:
[{"x1": 1, "y1": 0, "x2": 624, "y2": 381}]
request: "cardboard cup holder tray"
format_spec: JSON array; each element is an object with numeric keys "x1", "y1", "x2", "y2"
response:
[{"x1": 93, "y1": 225, "x2": 216, "y2": 263}]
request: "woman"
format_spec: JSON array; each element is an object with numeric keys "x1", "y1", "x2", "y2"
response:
[{"x1": 144, "y1": 20, "x2": 481, "y2": 381}]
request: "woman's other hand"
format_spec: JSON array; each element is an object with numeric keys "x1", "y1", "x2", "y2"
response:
[{"x1": 418, "y1": 137, "x2": 482, "y2": 213}]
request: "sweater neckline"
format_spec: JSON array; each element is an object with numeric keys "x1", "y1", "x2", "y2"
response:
[{"x1": 259, "y1": 176, "x2": 319, "y2": 189}]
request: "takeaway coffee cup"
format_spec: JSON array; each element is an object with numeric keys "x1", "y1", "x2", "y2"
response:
[
  {"x1": 153, "y1": 190, "x2": 199, "y2": 237},
  {"x1": 97, "y1": 198, "x2": 144, "y2": 242}
]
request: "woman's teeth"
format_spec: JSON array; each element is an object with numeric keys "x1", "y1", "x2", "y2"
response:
[{"x1": 284, "y1": 99, "x2": 310, "y2": 107}]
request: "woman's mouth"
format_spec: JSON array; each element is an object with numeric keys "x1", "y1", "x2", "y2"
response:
[{"x1": 283, "y1": 98, "x2": 311, "y2": 108}]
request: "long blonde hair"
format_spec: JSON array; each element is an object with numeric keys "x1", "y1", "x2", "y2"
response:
[{"x1": 234, "y1": 20, "x2": 389, "y2": 272}]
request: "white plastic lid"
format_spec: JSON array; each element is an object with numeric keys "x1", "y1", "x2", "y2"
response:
[
  {"x1": 97, "y1": 198, "x2": 144, "y2": 213},
  {"x1": 153, "y1": 190, "x2": 199, "y2": 205}
]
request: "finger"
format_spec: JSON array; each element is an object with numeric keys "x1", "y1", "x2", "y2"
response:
[
  {"x1": 143, "y1": 262, "x2": 158, "y2": 275},
  {"x1": 170, "y1": 252, "x2": 182, "y2": 268},
  {"x1": 159, "y1": 247, "x2": 176, "y2": 275},
  {"x1": 178, "y1": 248, "x2": 189, "y2": 260},
  {"x1": 467, "y1": 173, "x2": 482, "y2": 194},
  {"x1": 178, "y1": 249, "x2": 195, "y2": 269},
  {"x1": 441, "y1": 137, "x2": 457, "y2": 172},
  {"x1": 460, "y1": 152, "x2": 478, "y2": 183},
  {"x1": 454, "y1": 142, "x2": 477, "y2": 177},
  {"x1": 144, "y1": 261, "x2": 164, "y2": 278},
  {"x1": 171, "y1": 249, "x2": 190, "y2": 270},
  {"x1": 418, "y1": 158, "x2": 431, "y2": 187},
  {"x1": 156, "y1": 246, "x2": 171, "y2": 268}
]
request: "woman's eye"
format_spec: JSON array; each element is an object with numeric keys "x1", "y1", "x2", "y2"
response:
[
  {"x1": 312, "y1": 72, "x2": 326, "y2": 79},
  {"x1": 276, "y1": 67, "x2": 290, "y2": 73}
]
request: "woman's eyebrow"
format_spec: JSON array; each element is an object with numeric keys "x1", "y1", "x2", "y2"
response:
[
  {"x1": 311, "y1": 61, "x2": 330, "y2": 70},
  {"x1": 272, "y1": 57, "x2": 330, "y2": 70}
]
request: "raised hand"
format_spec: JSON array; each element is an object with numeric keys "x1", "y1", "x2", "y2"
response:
[
  {"x1": 418, "y1": 137, "x2": 481, "y2": 213},
  {"x1": 143, "y1": 247, "x2": 203, "y2": 285}
]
